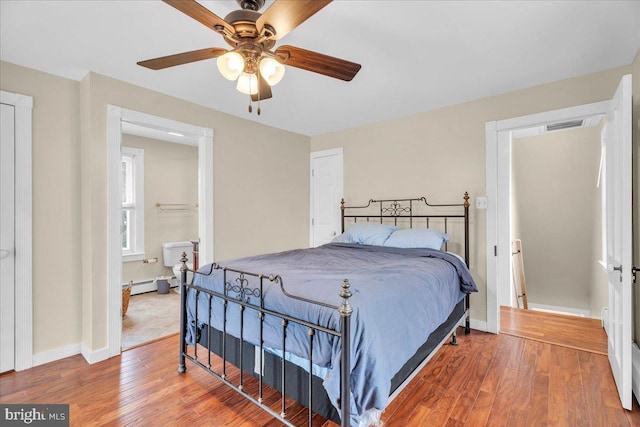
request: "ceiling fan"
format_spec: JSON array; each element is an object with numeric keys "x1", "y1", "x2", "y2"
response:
[{"x1": 138, "y1": 0, "x2": 362, "y2": 114}]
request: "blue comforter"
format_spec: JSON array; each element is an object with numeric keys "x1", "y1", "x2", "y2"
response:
[{"x1": 186, "y1": 243, "x2": 477, "y2": 426}]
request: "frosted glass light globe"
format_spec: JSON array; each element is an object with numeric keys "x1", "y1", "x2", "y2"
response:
[
  {"x1": 217, "y1": 51, "x2": 244, "y2": 81},
  {"x1": 259, "y1": 57, "x2": 285, "y2": 86}
]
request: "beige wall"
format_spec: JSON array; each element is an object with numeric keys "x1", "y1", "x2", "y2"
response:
[
  {"x1": 0, "y1": 62, "x2": 82, "y2": 355},
  {"x1": 511, "y1": 126, "x2": 606, "y2": 317},
  {"x1": 81, "y1": 72, "x2": 310, "y2": 353},
  {"x1": 1, "y1": 61, "x2": 310, "y2": 356},
  {"x1": 311, "y1": 65, "x2": 631, "y2": 325},
  {"x1": 2, "y1": 50, "x2": 639, "y2": 359},
  {"x1": 121, "y1": 135, "x2": 199, "y2": 283}
]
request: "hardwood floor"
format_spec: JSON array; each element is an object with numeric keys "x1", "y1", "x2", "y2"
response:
[
  {"x1": 1, "y1": 319, "x2": 638, "y2": 426},
  {"x1": 500, "y1": 306, "x2": 608, "y2": 355}
]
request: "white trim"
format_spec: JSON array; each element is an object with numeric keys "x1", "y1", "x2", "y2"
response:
[
  {"x1": 107, "y1": 106, "x2": 214, "y2": 358},
  {"x1": 485, "y1": 121, "x2": 499, "y2": 334},
  {"x1": 122, "y1": 253, "x2": 145, "y2": 263},
  {"x1": 121, "y1": 146, "x2": 145, "y2": 260},
  {"x1": 32, "y1": 343, "x2": 81, "y2": 367},
  {"x1": 107, "y1": 105, "x2": 123, "y2": 358},
  {"x1": 81, "y1": 344, "x2": 110, "y2": 365},
  {"x1": 485, "y1": 100, "x2": 611, "y2": 334},
  {"x1": 309, "y1": 147, "x2": 344, "y2": 247},
  {"x1": 527, "y1": 303, "x2": 591, "y2": 318},
  {"x1": 633, "y1": 342, "x2": 640, "y2": 405},
  {"x1": 0, "y1": 90, "x2": 33, "y2": 371}
]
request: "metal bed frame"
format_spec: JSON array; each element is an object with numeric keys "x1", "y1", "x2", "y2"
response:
[{"x1": 177, "y1": 192, "x2": 471, "y2": 427}]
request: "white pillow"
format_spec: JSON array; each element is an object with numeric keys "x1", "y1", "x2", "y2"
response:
[
  {"x1": 333, "y1": 222, "x2": 399, "y2": 246},
  {"x1": 383, "y1": 228, "x2": 451, "y2": 250}
]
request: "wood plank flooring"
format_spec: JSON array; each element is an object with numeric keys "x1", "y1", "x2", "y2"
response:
[
  {"x1": 500, "y1": 306, "x2": 608, "y2": 355},
  {"x1": 2, "y1": 317, "x2": 638, "y2": 426}
]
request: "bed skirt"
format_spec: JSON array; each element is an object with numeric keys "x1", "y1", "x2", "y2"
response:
[{"x1": 195, "y1": 297, "x2": 467, "y2": 423}]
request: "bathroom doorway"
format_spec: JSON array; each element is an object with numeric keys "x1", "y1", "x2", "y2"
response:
[
  {"x1": 106, "y1": 106, "x2": 213, "y2": 356},
  {"x1": 120, "y1": 132, "x2": 199, "y2": 349}
]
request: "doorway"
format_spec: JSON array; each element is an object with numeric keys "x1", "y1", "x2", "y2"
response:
[
  {"x1": 106, "y1": 106, "x2": 213, "y2": 357},
  {"x1": 508, "y1": 119, "x2": 606, "y2": 317},
  {"x1": 485, "y1": 74, "x2": 633, "y2": 410},
  {"x1": 119, "y1": 131, "x2": 199, "y2": 350}
]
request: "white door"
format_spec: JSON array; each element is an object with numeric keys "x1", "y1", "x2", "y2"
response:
[
  {"x1": 0, "y1": 102, "x2": 16, "y2": 373},
  {"x1": 604, "y1": 74, "x2": 632, "y2": 410},
  {"x1": 310, "y1": 148, "x2": 343, "y2": 247}
]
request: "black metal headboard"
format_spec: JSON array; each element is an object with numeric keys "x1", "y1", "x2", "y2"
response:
[{"x1": 340, "y1": 192, "x2": 470, "y2": 266}]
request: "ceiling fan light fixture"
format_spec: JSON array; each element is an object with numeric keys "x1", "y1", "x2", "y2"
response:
[
  {"x1": 217, "y1": 51, "x2": 244, "y2": 81},
  {"x1": 237, "y1": 72, "x2": 258, "y2": 95},
  {"x1": 259, "y1": 57, "x2": 285, "y2": 86}
]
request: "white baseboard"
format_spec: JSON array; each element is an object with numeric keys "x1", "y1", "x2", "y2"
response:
[
  {"x1": 528, "y1": 303, "x2": 591, "y2": 318},
  {"x1": 81, "y1": 344, "x2": 110, "y2": 364},
  {"x1": 470, "y1": 319, "x2": 488, "y2": 332},
  {"x1": 633, "y1": 342, "x2": 640, "y2": 405},
  {"x1": 32, "y1": 343, "x2": 81, "y2": 367}
]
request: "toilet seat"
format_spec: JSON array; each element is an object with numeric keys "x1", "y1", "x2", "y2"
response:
[{"x1": 172, "y1": 263, "x2": 193, "y2": 286}]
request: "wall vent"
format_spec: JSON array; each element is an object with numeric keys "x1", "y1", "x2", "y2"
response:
[{"x1": 546, "y1": 119, "x2": 584, "y2": 132}]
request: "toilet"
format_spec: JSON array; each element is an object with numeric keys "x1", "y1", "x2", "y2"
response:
[{"x1": 162, "y1": 241, "x2": 194, "y2": 290}]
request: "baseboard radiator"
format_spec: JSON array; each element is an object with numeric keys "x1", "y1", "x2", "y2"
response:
[{"x1": 123, "y1": 278, "x2": 177, "y2": 296}]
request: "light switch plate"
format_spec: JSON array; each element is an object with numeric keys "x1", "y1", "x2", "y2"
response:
[{"x1": 476, "y1": 197, "x2": 487, "y2": 209}]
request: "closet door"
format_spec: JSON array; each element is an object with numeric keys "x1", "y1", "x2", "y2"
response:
[{"x1": 0, "y1": 102, "x2": 15, "y2": 373}]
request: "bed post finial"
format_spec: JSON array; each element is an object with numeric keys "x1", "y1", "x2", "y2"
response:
[
  {"x1": 340, "y1": 198, "x2": 345, "y2": 211},
  {"x1": 339, "y1": 279, "x2": 353, "y2": 316},
  {"x1": 463, "y1": 191, "x2": 470, "y2": 208}
]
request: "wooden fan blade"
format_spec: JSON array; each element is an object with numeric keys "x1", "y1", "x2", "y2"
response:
[
  {"x1": 256, "y1": 0, "x2": 331, "y2": 40},
  {"x1": 275, "y1": 45, "x2": 361, "y2": 81},
  {"x1": 163, "y1": 0, "x2": 234, "y2": 34},
  {"x1": 137, "y1": 47, "x2": 227, "y2": 70},
  {"x1": 251, "y1": 73, "x2": 273, "y2": 101}
]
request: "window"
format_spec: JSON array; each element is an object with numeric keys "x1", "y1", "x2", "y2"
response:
[{"x1": 122, "y1": 147, "x2": 144, "y2": 261}]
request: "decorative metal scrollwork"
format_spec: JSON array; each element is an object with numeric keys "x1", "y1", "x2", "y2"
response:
[
  {"x1": 225, "y1": 273, "x2": 261, "y2": 303},
  {"x1": 381, "y1": 201, "x2": 410, "y2": 216}
]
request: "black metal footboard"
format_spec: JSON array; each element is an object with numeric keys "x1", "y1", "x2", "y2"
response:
[{"x1": 177, "y1": 252, "x2": 353, "y2": 427}]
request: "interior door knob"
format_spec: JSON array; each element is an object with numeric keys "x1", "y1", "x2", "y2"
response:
[{"x1": 607, "y1": 264, "x2": 622, "y2": 273}]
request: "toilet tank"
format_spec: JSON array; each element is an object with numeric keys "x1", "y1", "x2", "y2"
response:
[{"x1": 162, "y1": 241, "x2": 193, "y2": 267}]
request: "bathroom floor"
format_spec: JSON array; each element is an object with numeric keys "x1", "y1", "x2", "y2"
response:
[{"x1": 121, "y1": 289, "x2": 181, "y2": 350}]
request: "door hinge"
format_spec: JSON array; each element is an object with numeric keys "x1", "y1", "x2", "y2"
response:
[
  {"x1": 633, "y1": 266, "x2": 638, "y2": 284},
  {"x1": 311, "y1": 218, "x2": 314, "y2": 226},
  {"x1": 311, "y1": 169, "x2": 314, "y2": 177},
  {"x1": 494, "y1": 245, "x2": 497, "y2": 257}
]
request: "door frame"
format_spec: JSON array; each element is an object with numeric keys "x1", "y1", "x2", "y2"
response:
[
  {"x1": 106, "y1": 106, "x2": 214, "y2": 358},
  {"x1": 309, "y1": 147, "x2": 344, "y2": 247},
  {"x1": 485, "y1": 99, "x2": 610, "y2": 334},
  {"x1": 0, "y1": 90, "x2": 33, "y2": 371}
]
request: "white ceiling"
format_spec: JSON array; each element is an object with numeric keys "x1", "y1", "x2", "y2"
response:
[{"x1": 1, "y1": 1, "x2": 639, "y2": 136}]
